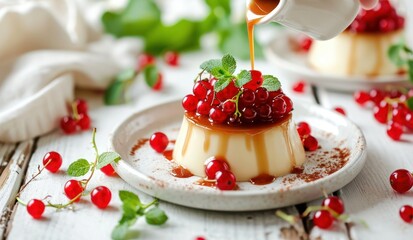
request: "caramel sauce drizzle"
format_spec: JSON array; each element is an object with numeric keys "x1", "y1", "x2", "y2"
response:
[
  {"x1": 182, "y1": 121, "x2": 193, "y2": 156},
  {"x1": 204, "y1": 131, "x2": 211, "y2": 152}
]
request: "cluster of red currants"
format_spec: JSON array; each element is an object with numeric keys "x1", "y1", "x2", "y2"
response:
[
  {"x1": 204, "y1": 157, "x2": 236, "y2": 190},
  {"x1": 296, "y1": 121, "x2": 319, "y2": 151},
  {"x1": 60, "y1": 99, "x2": 91, "y2": 134},
  {"x1": 312, "y1": 196, "x2": 346, "y2": 229},
  {"x1": 182, "y1": 70, "x2": 293, "y2": 126},
  {"x1": 136, "y1": 51, "x2": 180, "y2": 91},
  {"x1": 25, "y1": 151, "x2": 114, "y2": 219},
  {"x1": 354, "y1": 88, "x2": 413, "y2": 140},
  {"x1": 348, "y1": 0, "x2": 404, "y2": 33},
  {"x1": 389, "y1": 169, "x2": 413, "y2": 223}
]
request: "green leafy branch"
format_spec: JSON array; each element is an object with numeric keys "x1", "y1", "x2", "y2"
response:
[
  {"x1": 112, "y1": 191, "x2": 168, "y2": 240},
  {"x1": 67, "y1": 129, "x2": 121, "y2": 182},
  {"x1": 388, "y1": 42, "x2": 413, "y2": 83},
  {"x1": 104, "y1": 65, "x2": 160, "y2": 105}
]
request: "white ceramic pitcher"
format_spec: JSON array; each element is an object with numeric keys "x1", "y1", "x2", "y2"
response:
[{"x1": 247, "y1": 0, "x2": 360, "y2": 40}]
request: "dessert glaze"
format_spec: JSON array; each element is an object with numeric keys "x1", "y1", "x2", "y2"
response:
[{"x1": 173, "y1": 113, "x2": 305, "y2": 181}]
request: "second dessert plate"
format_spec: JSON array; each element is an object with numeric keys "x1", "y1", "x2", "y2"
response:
[
  {"x1": 111, "y1": 100, "x2": 367, "y2": 211},
  {"x1": 265, "y1": 31, "x2": 410, "y2": 92}
]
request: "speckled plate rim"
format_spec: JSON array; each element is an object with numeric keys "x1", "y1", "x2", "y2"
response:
[
  {"x1": 264, "y1": 31, "x2": 410, "y2": 90},
  {"x1": 111, "y1": 100, "x2": 367, "y2": 209}
]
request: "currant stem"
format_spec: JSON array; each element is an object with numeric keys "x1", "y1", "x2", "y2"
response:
[
  {"x1": 16, "y1": 197, "x2": 27, "y2": 206},
  {"x1": 302, "y1": 206, "x2": 340, "y2": 219},
  {"x1": 16, "y1": 160, "x2": 51, "y2": 197},
  {"x1": 142, "y1": 199, "x2": 158, "y2": 210},
  {"x1": 72, "y1": 101, "x2": 79, "y2": 121},
  {"x1": 275, "y1": 210, "x2": 298, "y2": 225},
  {"x1": 46, "y1": 192, "x2": 83, "y2": 209},
  {"x1": 82, "y1": 128, "x2": 98, "y2": 190}
]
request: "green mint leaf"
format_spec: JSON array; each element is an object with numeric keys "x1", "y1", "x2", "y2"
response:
[
  {"x1": 408, "y1": 59, "x2": 413, "y2": 82},
  {"x1": 67, "y1": 159, "x2": 91, "y2": 177},
  {"x1": 388, "y1": 44, "x2": 407, "y2": 67},
  {"x1": 235, "y1": 70, "x2": 252, "y2": 87},
  {"x1": 222, "y1": 54, "x2": 236, "y2": 74},
  {"x1": 111, "y1": 223, "x2": 130, "y2": 240},
  {"x1": 119, "y1": 190, "x2": 142, "y2": 206},
  {"x1": 407, "y1": 97, "x2": 413, "y2": 111},
  {"x1": 102, "y1": 0, "x2": 161, "y2": 38},
  {"x1": 104, "y1": 69, "x2": 136, "y2": 105},
  {"x1": 214, "y1": 77, "x2": 232, "y2": 92},
  {"x1": 119, "y1": 200, "x2": 139, "y2": 225},
  {"x1": 200, "y1": 59, "x2": 222, "y2": 73},
  {"x1": 144, "y1": 65, "x2": 159, "y2": 88},
  {"x1": 210, "y1": 66, "x2": 229, "y2": 78},
  {"x1": 145, "y1": 207, "x2": 168, "y2": 225},
  {"x1": 144, "y1": 19, "x2": 201, "y2": 54},
  {"x1": 97, "y1": 152, "x2": 121, "y2": 170},
  {"x1": 262, "y1": 75, "x2": 281, "y2": 91}
]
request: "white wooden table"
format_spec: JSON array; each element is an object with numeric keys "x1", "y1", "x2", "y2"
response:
[{"x1": 1, "y1": 50, "x2": 413, "y2": 240}]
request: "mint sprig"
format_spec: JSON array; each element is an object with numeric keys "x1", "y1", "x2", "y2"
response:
[
  {"x1": 388, "y1": 42, "x2": 413, "y2": 83},
  {"x1": 199, "y1": 54, "x2": 281, "y2": 92},
  {"x1": 67, "y1": 159, "x2": 91, "y2": 177},
  {"x1": 112, "y1": 191, "x2": 168, "y2": 240}
]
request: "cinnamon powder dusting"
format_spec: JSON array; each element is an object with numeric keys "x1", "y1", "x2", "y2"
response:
[
  {"x1": 283, "y1": 147, "x2": 350, "y2": 184},
  {"x1": 130, "y1": 138, "x2": 149, "y2": 155}
]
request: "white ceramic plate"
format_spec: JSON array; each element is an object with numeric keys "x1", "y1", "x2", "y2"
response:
[
  {"x1": 265, "y1": 31, "x2": 410, "y2": 92},
  {"x1": 111, "y1": 100, "x2": 367, "y2": 211}
]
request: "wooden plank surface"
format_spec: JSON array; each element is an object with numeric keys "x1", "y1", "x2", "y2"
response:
[
  {"x1": 0, "y1": 141, "x2": 34, "y2": 239},
  {"x1": 2, "y1": 52, "x2": 319, "y2": 240},
  {"x1": 317, "y1": 88, "x2": 413, "y2": 240}
]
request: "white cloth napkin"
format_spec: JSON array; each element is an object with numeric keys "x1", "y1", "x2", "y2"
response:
[{"x1": 0, "y1": 0, "x2": 142, "y2": 143}]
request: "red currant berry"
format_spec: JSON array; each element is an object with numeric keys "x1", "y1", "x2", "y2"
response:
[
  {"x1": 397, "y1": 16, "x2": 405, "y2": 29},
  {"x1": 244, "y1": 70, "x2": 263, "y2": 90},
  {"x1": 282, "y1": 95, "x2": 293, "y2": 113},
  {"x1": 369, "y1": 89, "x2": 385, "y2": 105},
  {"x1": 182, "y1": 94, "x2": 198, "y2": 112},
  {"x1": 255, "y1": 87, "x2": 269, "y2": 104},
  {"x1": 334, "y1": 107, "x2": 346, "y2": 116},
  {"x1": 373, "y1": 101, "x2": 389, "y2": 124},
  {"x1": 354, "y1": 91, "x2": 370, "y2": 105},
  {"x1": 222, "y1": 101, "x2": 236, "y2": 115},
  {"x1": 313, "y1": 210, "x2": 334, "y2": 229},
  {"x1": 292, "y1": 80, "x2": 306, "y2": 93},
  {"x1": 101, "y1": 164, "x2": 116, "y2": 176},
  {"x1": 216, "y1": 81, "x2": 239, "y2": 102},
  {"x1": 77, "y1": 114, "x2": 91, "y2": 130},
  {"x1": 379, "y1": 18, "x2": 396, "y2": 32},
  {"x1": 209, "y1": 107, "x2": 227, "y2": 124},
  {"x1": 405, "y1": 112, "x2": 413, "y2": 129},
  {"x1": 271, "y1": 97, "x2": 287, "y2": 116},
  {"x1": 242, "y1": 107, "x2": 257, "y2": 121},
  {"x1": 257, "y1": 104, "x2": 272, "y2": 119},
  {"x1": 300, "y1": 37, "x2": 313, "y2": 52},
  {"x1": 215, "y1": 170, "x2": 236, "y2": 190},
  {"x1": 193, "y1": 81, "x2": 209, "y2": 100},
  {"x1": 150, "y1": 132, "x2": 169, "y2": 153},
  {"x1": 240, "y1": 89, "x2": 256, "y2": 107},
  {"x1": 386, "y1": 122, "x2": 403, "y2": 141},
  {"x1": 75, "y1": 99, "x2": 88, "y2": 114},
  {"x1": 322, "y1": 196, "x2": 345, "y2": 214},
  {"x1": 390, "y1": 169, "x2": 413, "y2": 193},
  {"x1": 164, "y1": 51, "x2": 179, "y2": 66},
  {"x1": 26, "y1": 199, "x2": 45, "y2": 219},
  {"x1": 137, "y1": 53, "x2": 155, "y2": 70},
  {"x1": 64, "y1": 180, "x2": 84, "y2": 202},
  {"x1": 297, "y1": 122, "x2": 311, "y2": 137},
  {"x1": 197, "y1": 101, "x2": 212, "y2": 116},
  {"x1": 350, "y1": 19, "x2": 367, "y2": 32},
  {"x1": 400, "y1": 205, "x2": 413, "y2": 223},
  {"x1": 42, "y1": 151, "x2": 62, "y2": 173},
  {"x1": 60, "y1": 116, "x2": 77, "y2": 134},
  {"x1": 303, "y1": 135, "x2": 318, "y2": 151},
  {"x1": 152, "y1": 73, "x2": 163, "y2": 91},
  {"x1": 91, "y1": 186, "x2": 112, "y2": 209},
  {"x1": 205, "y1": 157, "x2": 230, "y2": 179}
]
